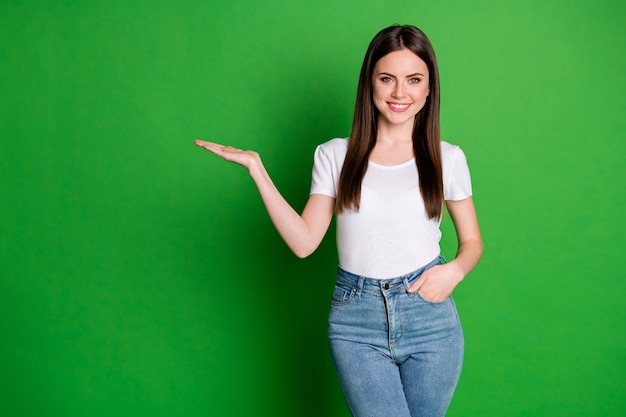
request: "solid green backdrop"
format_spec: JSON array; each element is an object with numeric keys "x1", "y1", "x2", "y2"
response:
[{"x1": 1, "y1": 0, "x2": 624, "y2": 416}]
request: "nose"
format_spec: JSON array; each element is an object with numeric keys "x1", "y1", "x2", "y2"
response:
[{"x1": 391, "y1": 82, "x2": 405, "y2": 98}]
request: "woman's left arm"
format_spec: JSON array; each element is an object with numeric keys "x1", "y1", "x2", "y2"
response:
[{"x1": 409, "y1": 197, "x2": 484, "y2": 301}]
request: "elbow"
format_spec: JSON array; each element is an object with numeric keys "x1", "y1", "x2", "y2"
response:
[
  {"x1": 473, "y1": 238, "x2": 485, "y2": 261},
  {"x1": 291, "y1": 241, "x2": 317, "y2": 259},
  {"x1": 289, "y1": 230, "x2": 325, "y2": 259},
  {"x1": 459, "y1": 237, "x2": 484, "y2": 260},
  {"x1": 293, "y1": 247, "x2": 315, "y2": 259}
]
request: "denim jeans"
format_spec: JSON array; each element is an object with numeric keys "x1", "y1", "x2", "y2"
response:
[{"x1": 328, "y1": 257, "x2": 464, "y2": 417}]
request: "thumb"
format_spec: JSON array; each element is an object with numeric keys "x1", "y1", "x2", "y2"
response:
[{"x1": 409, "y1": 274, "x2": 427, "y2": 293}]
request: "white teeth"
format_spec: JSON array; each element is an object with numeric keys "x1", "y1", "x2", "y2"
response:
[{"x1": 390, "y1": 103, "x2": 410, "y2": 109}]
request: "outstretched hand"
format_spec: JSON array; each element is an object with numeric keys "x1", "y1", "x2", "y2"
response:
[{"x1": 194, "y1": 139, "x2": 261, "y2": 170}]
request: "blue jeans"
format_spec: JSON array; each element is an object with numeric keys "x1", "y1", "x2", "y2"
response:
[{"x1": 328, "y1": 257, "x2": 464, "y2": 417}]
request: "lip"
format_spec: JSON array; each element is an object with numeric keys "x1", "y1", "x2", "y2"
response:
[{"x1": 388, "y1": 102, "x2": 412, "y2": 112}]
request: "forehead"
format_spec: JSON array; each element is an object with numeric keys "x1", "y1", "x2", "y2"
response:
[{"x1": 374, "y1": 49, "x2": 428, "y2": 75}]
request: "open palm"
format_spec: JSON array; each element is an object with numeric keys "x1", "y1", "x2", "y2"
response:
[{"x1": 194, "y1": 139, "x2": 260, "y2": 169}]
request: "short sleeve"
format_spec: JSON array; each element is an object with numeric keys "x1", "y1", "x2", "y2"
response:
[
  {"x1": 309, "y1": 138, "x2": 347, "y2": 198},
  {"x1": 310, "y1": 145, "x2": 337, "y2": 197},
  {"x1": 443, "y1": 144, "x2": 472, "y2": 201}
]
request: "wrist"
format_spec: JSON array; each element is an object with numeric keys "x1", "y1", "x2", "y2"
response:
[
  {"x1": 446, "y1": 260, "x2": 466, "y2": 284},
  {"x1": 247, "y1": 155, "x2": 269, "y2": 185}
]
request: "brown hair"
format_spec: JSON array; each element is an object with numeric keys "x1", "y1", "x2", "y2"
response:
[{"x1": 336, "y1": 25, "x2": 443, "y2": 219}]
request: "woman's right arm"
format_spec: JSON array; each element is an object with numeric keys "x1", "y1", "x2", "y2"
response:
[{"x1": 195, "y1": 140, "x2": 335, "y2": 258}]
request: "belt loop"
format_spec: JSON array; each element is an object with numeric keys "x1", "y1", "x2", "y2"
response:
[
  {"x1": 402, "y1": 277, "x2": 411, "y2": 292},
  {"x1": 356, "y1": 277, "x2": 365, "y2": 298}
]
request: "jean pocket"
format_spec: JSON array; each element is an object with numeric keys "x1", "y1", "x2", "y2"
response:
[
  {"x1": 330, "y1": 282, "x2": 356, "y2": 306},
  {"x1": 414, "y1": 290, "x2": 451, "y2": 305}
]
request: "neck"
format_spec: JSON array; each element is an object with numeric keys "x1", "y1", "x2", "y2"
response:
[
  {"x1": 376, "y1": 117, "x2": 414, "y2": 146},
  {"x1": 370, "y1": 117, "x2": 415, "y2": 165}
]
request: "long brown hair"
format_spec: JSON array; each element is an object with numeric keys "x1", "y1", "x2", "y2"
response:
[{"x1": 336, "y1": 25, "x2": 443, "y2": 219}]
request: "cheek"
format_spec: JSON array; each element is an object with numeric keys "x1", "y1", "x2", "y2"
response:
[
  {"x1": 372, "y1": 97, "x2": 386, "y2": 113},
  {"x1": 414, "y1": 87, "x2": 430, "y2": 101},
  {"x1": 372, "y1": 84, "x2": 386, "y2": 99},
  {"x1": 372, "y1": 88, "x2": 389, "y2": 109}
]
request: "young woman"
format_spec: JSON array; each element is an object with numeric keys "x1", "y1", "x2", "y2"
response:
[{"x1": 195, "y1": 25, "x2": 483, "y2": 417}]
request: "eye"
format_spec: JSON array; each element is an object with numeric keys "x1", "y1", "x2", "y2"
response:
[
  {"x1": 380, "y1": 76, "x2": 393, "y2": 83},
  {"x1": 408, "y1": 77, "x2": 422, "y2": 84}
]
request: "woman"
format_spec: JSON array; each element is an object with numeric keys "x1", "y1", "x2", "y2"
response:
[{"x1": 195, "y1": 25, "x2": 483, "y2": 417}]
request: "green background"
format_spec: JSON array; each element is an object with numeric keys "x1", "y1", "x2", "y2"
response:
[{"x1": 1, "y1": 0, "x2": 624, "y2": 416}]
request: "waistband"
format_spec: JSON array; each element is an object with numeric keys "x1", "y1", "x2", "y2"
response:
[{"x1": 336, "y1": 256, "x2": 443, "y2": 294}]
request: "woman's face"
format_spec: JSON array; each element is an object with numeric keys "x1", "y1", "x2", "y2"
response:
[{"x1": 372, "y1": 48, "x2": 430, "y2": 129}]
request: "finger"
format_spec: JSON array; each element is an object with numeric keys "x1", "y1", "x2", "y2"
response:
[
  {"x1": 409, "y1": 275, "x2": 427, "y2": 293},
  {"x1": 195, "y1": 139, "x2": 228, "y2": 148},
  {"x1": 195, "y1": 140, "x2": 227, "y2": 155},
  {"x1": 195, "y1": 139, "x2": 211, "y2": 147}
]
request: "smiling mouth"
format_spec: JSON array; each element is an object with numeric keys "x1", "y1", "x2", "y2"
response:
[{"x1": 388, "y1": 103, "x2": 411, "y2": 112}]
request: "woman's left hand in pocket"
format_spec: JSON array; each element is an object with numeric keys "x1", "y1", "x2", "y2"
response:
[{"x1": 409, "y1": 262, "x2": 465, "y2": 302}]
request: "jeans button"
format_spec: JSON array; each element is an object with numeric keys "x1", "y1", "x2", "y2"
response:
[{"x1": 384, "y1": 283, "x2": 390, "y2": 290}]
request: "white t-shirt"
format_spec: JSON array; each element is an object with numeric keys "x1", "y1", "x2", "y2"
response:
[{"x1": 310, "y1": 138, "x2": 472, "y2": 279}]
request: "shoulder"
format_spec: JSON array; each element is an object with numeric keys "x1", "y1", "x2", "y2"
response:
[
  {"x1": 440, "y1": 140, "x2": 462, "y2": 157},
  {"x1": 317, "y1": 138, "x2": 349, "y2": 155},
  {"x1": 310, "y1": 138, "x2": 348, "y2": 191},
  {"x1": 314, "y1": 138, "x2": 349, "y2": 164},
  {"x1": 440, "y1": 140, "x2": 467, "y2": 164}
]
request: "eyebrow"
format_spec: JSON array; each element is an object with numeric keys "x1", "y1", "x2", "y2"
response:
[{"x1": 377, "y1": 72, "x2": 425, "y2": 78}]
